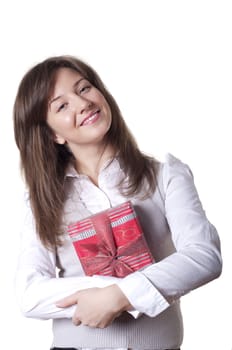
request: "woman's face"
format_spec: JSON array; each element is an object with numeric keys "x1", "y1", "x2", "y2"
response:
[{"x1": 47, "y1": 68, "x2": 112, "y2": 151}]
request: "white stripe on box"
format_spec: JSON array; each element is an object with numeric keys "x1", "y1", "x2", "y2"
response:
[
  {"x1": 70, "y1": 229, "x2": 96, "y2": 242},
  {"x1": 111, "y1": 213, "x2": 136, "y2": 227}
]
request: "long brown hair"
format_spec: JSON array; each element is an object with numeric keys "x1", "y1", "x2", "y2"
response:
[{"x1": 14, "y1": 55, "x2": 158, "y2": 249}]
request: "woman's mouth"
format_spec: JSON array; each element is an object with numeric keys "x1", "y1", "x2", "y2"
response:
[{"x1": 80, "y1": 110, "x2": 100, "y2": 126}]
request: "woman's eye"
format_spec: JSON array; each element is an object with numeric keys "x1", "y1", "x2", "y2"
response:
[
  {"x1": 79, "y1": 85, "x2": 91, "y2": 94},
  {"x1": 57, "y1": 103, "x2": 67, "y2": 112}
]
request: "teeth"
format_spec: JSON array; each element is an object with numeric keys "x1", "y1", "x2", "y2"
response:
[
  {"x1": 82, "y1": 112, "x2": 98, "y2": 125},
  {"x1": 80, "y1": 110, "x2": 99, "y2": 126},
  {"x1": 87, "y1": 114, "x2": 96, "y2": 121}
]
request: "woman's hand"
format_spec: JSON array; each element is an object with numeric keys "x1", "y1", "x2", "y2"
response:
[{"x1": 56, "y1": 284, "x2": 132, "y2": 328}]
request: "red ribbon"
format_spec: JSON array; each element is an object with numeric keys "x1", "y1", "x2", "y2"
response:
[{"x1": 78, "y1": 212, "x2": 149, "y2": 277}]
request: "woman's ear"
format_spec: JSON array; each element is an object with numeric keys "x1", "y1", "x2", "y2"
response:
[{"x1": 54, "y1": 134, "x2": 66, "y2": 144}]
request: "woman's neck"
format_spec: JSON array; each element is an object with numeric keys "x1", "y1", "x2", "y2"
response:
[{"x1": 74, "y1": 143, "x2": 115, "y2": 186}]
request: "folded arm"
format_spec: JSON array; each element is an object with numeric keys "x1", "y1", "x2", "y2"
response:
[
  {"x1": 117, "y1": 154, "x2": 222, "y2": 317},
  {"x1": 15, "y1": 210, "x2": 125, "y2": 320}
]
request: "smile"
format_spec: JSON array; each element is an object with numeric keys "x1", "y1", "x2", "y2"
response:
[{"x1": 80, "y1": 110, "x2": 100, "y2": 126}]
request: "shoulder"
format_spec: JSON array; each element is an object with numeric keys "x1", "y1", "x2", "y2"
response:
[
  {"x1": 162, "y1": 153, "x2": 192, "y2": 175},
  {"x1": 156, "y1": 153, "x2": 194, "y2": 197}
]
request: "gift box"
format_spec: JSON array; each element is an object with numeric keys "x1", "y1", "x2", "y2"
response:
[{"x1": 68, "y1": 201, "x2": 154, "y2": 277}]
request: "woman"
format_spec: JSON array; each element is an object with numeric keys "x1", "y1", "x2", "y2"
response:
[{"x1": 14, "y1": 55, "x2": 222, "y2": 350}]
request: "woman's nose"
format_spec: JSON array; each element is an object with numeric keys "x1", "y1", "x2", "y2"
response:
[{"x1": 73, "y1": 94, "x2": 93, "y2": 114}]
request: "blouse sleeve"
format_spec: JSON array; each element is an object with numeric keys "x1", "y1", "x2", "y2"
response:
[
  {"x1": 117, "y1": 154, "x2": 222, "y2": 317},
  {"x1": 15, "y1": 199, "x2": 124, "y2": 320}
]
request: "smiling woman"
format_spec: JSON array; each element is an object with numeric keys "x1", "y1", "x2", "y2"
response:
[
  {"x1": 47, "y1": 69, "x2": 112, "y2": 151},
  {"x1": 13, "y1": 55, "x2": 222, "y2": 350}
]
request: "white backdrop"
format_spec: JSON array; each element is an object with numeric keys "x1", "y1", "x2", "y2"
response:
[{"x1": 0, "y1": 1, "x2": 231, "y2": 349}]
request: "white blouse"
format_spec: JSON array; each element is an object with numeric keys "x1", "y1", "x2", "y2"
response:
[{"x1": 15, "y1": 154, "x2": 222, "y2": 349}]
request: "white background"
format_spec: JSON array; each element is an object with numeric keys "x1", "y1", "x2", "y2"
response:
[{"x1": 0, "y1": 1, "x2": 231, "y2": 349}]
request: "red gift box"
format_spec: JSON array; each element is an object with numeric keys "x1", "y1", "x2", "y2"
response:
[{"x1": 68, "y1": 201, "x2": 154, "y2": 277}]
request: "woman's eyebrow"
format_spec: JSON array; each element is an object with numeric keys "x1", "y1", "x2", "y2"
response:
[
  {"x1": 73, "y1": 77, "x2": 86, "y2": 90},
  {"x1": 49, "y1": 95, "x2": 62, "y2": 107}
]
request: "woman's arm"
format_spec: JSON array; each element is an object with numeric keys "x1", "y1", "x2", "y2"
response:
[
  {"x1": 48, "y1": 154, "x2": 222, "y2": 325},
  {"x1": 15, "y1": 207, "x2": 122, "y2": 320},
  {"x1": 116, "y1": 154, "x2": 222, "y2": 317}
]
